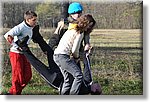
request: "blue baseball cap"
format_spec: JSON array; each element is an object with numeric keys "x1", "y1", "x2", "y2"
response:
[{"x1": 68, "y1": 2, "x2": 83, "y2": 14}]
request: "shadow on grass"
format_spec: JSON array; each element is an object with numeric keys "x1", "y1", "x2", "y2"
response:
[{"x1": 93, "y1": 46, "x2": 142, "y2": 56}]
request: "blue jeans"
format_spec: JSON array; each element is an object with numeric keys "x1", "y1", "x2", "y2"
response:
[{"x1": 54, "y1": 54, "x2": 83, "y2": 95}]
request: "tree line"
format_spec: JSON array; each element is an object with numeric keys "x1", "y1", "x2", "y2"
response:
[{"x1": 2, "y1": 1, "x2": 142, "y2": 29}]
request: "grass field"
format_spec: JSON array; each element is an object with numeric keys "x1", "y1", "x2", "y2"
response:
[{"x1": 1, "y1": 29, "x2": 143, "y2": 95}]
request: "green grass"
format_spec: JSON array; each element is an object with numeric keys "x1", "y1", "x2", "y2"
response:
[
  {"x1": 89, "y1": 29, "x2": 143, "y2": 95},
  {"x1": 1, "y1": 29, "x2": 143, "y2": 95}
]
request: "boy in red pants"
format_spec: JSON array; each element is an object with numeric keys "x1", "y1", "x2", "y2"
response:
[{"x1": 4, "y1": 10, "x2": 37, "y2": 95}]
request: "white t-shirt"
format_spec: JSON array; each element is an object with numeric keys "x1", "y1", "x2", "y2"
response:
[
  {"x1": 4, "y1": 21, "x2": 33, "y2": 53},
  {"x1": 54, "y1": 29, "x2": 84, "y2": 58}
]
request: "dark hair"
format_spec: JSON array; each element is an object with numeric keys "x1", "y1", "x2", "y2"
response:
[
  {"x1": 75, "y1": 14, "x2": 96, "y2": 33},
  {"x1": 24, "y1": 10, "x2": 37, "y2": 20}
]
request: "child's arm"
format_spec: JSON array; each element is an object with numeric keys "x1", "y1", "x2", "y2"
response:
[
  {"x1": 4, "y1": 34, "x2": 21, "y2": 51},
  {"x1": 49, "y1": 21, "x2": 67, "y2": 49},
  {"x1": 54, "y1": 21, "x2": 64, "y2": 34},
  {"x1": 4, "y1": 25, "x2": 22, "y2": 48},
  {"x1": 84, "y1": 33, "x2": 91, "y2": 51}
]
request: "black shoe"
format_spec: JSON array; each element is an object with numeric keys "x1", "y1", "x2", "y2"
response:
[{"x1": 90, "y1": 82, "x2": 102, "y2": 95}]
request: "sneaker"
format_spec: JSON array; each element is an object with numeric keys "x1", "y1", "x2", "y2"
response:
[{"x1": 90, "y1": 82, "x2": 102, "y2": 95}]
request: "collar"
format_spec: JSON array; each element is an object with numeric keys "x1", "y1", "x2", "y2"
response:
[
  {"x1": 24, "y1": 20, "x2": 32, "y2": 27},
  {"x1": 68, "y1": 23, "x2": 78, "y2": 30}
]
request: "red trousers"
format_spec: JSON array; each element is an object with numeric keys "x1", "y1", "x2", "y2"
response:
[{"x1": 9, "y1": 52, "x2": 32, "y2": 95}]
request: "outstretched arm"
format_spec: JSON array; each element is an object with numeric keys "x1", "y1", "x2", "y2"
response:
[
  {"x1": 48, "y1": 21, "x2": 67, "y2": 50},
  {"x1": 32, "y1": 25, "x2": 53, "y2": 53}
]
